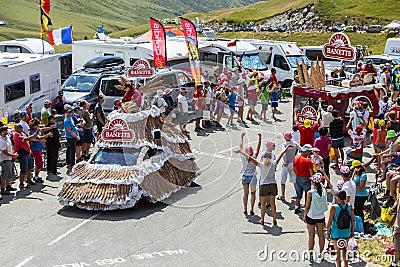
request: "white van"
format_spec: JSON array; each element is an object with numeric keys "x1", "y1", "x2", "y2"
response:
[
  {"x1": 384, "y1": 38, "x2": 400, "y2": 58},
  {"x1": 250, "y1": 40, "x2": 310, "y2": 87}
]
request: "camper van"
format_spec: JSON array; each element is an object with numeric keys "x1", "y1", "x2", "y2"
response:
[
  {"x1": 384, "y1": 38, "x2": 400, "y2": 59},
  {"x1": 0, "y1": 53, "x2": 60, "y2": 118},
  {"x1": 0, "y1": 38, "x2": 55, "y2": 54},
  {"x1": 72, "y1": 38, "x2": 191, "y2": 71},
  {"x1": 250, "y1": 40, "x2": 310, "y2": 87},
  {"x1": 195, "y1": 38, "x2": 268, "y2": 77}
]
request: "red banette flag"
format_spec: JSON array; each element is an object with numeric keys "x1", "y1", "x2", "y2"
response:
[
  {"x1": 40, "y1": 0, "x2": 50, "y2": 14},
  {"x1": 179, "y1": 17, "x2": 201, "y2": 85},
  {"x1": 150, "y1": 17, "x2": 167, "y2": 68}
]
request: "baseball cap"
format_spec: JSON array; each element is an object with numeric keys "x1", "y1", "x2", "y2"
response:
[
  {"x1": 304, "y1": 119, "x2": 311, "y2": 128},
  {"x1": 333, "y1": 67, "x2": 338, "y2": 71},
  {"x1": 20, "y1": 111, "x2": 26, "y2": 117},
  {"x1": 350, "y1": 160, "x2": 362, "y2": 170},
  {"x1": 355, "y1": 125, "x2": 363, "y2": 133},
  {"x1": 301, "y1": 144, "x2": 313, "y2": 152},
  {"x1": 44, "y1": 100, "x2": 51, "y2": 105},
  {"x1": 311, "y1": 173, "x2": 323, "y2": 183},
  {"x1": 379, "y1": 119, "x2": 385, "y2": 126},
  {"x1": 165, "y1": 88, "x2": 173, "y2": 95},
  {"x1": 283, "y1": 131, "x2": 292, "y2": 141},
  {"x1": 313, "y1": 147, "x2": 320, "y2": 152}
]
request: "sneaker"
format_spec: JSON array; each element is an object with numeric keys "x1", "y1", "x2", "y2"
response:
[
  {"x1": 34, "y1": 177, "x2": 44, "y2": 183},
  {"x1": 295, "y1": 208, "x2": 302, "y2": 214},
  {"x1": 6, "y1": 185, "x2": 17, "y2": 191}
]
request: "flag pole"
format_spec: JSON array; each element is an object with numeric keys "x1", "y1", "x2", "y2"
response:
[{"x1": 39, "y1": 3, "x2": 44, "y2": 55}]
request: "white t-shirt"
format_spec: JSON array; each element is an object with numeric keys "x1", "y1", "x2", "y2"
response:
[
  {"x1": 342, "y1": 180, "x2": 356, "y2": 207},
  {"x1": 20, "y1": 120, "x2": 29, "y2": 135},
  {"x1": 0, "y1": 135, "x2": 13, "y2": 162},
  {"x1": 292, "y1": 131, "x2": 300, "y2": 146},
  {"x1": 177, "y1": 94, "x2": 189, "y2": 113},
  {"x1": 321, "y1": 110, "x2": 334, "y2": 128},
  {"x1": 259, "y1": 160, "x2": 277, "y2": 185}
]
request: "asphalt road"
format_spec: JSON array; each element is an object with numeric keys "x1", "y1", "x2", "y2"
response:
[{"x1": 1, "y1": 97, "x2": 378, "y2": 267}]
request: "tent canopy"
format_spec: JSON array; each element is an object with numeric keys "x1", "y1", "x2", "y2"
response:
[
  {"x1": 384, "y1": 20, "x2": 400, "y2": 29},
  {"x1": 136, "y1": 26, "x2": 184, "y2": 40}
]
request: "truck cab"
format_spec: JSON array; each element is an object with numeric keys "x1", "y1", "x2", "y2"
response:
[
  {"x1": 61, "y1": 56, "x2": 125, "y2": 110},
  {"x1": 252, "y1": 41, "x2": 310, "y2": 88}
]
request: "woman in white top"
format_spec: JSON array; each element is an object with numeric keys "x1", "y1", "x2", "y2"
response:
[
  {"x1": 236, "y1": 142, "x2": 293, "y2": 225},
  {"x1": 304, "y1": 173, "x2": 328, "y2": 261}
]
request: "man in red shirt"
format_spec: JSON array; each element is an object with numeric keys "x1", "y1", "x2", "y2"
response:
[
  {"x1": 193, "y1": 84, "x2": 205, "y2": 132},
  {"x1": 13, "y1": 124, "x2": 39, "y2": 188},
  {"x1": 390, "y1": 98, "x2": 400, "y2": 123},
  {"x1": 25, "y1": 103, "x2": 33, "y2": 125},
  {"x1": 297, "y1": 119, "x2": 319, "y2": 146},
  {"x1": 293, "y1": 144, "x2": 314, "y2": 214}
]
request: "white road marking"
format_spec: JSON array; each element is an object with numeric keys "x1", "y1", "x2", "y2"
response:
[
  {"x1": 192, "y1": 149, "x2": 241, "y2": 161},
  {"x1": 15, "y1": 256, "x2": 34, "y2": 267},
  {"x1": 47, "y1": 212, "x2": 102, "y2": 246}
]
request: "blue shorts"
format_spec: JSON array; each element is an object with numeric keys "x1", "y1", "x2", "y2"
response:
[
  {"x1": 229, "y1": 106, "x2": 236, "y2": 115},
  {"x1": 295, "y1": 176, "x2": 311, "y2": 200},
  {"x1": 271, "y1": 101, "x2": 278, "y2": 108},
  {"x1": 242, "y1": 175, "x2": 257, "y2": 185},
  {"x1": 19, "y1": 154, "x2": 34, "y2": 175},
  {"x1": 248, "y1": 100, "x2": 257, "y2": 106}
]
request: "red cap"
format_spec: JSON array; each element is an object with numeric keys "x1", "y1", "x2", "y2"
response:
[{"x1": 356, "y1": 125, "x2": 363, "y2": 132}]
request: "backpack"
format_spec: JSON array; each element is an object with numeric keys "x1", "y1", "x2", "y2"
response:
[{"x1": 336, "y1": 203, "x2": 351, "y2": 230}]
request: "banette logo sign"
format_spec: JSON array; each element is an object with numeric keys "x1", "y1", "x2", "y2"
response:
[
  {"x1": 323, "y1": 33, "x2": 356, "y2": 61},
  {"x1": 101, "y1": 119, "x2": 135, "y2": 142},
  {"x1": 127, "y1": 59, "x2": 155, "y2": 78}
]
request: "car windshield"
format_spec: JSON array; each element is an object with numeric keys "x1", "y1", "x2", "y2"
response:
[
  {"x1": 234, "y1": 54, "x2": 267, "y2": 71},
  {"x1": 287, "y1": 55, "x2": 311, "y2": 68},
  {"x1": 61, "y1": 74, "x2": 99, "y2": 92},
  {"x1": 91, "y1": 148, "x2": 141, "y2": 166}
]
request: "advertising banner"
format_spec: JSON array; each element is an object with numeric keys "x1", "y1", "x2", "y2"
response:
[{"x1": 150, "y1": 17, "x2": 167, "y2": 68}]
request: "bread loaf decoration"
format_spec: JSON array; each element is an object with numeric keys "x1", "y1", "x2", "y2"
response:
[{"x1": 57, "y1": 106, "x2": 199, "y2": 211}]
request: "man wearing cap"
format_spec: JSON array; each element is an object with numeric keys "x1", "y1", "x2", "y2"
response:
[
  {"x1": 347, "y1": 121, "x2": 367, "y2": 161},
  {"x1": 0, "y1": 126, "x2": 18, "y2": 197},
  {"x1": 278, "y1": 131, "x2": 301, "y2": 201},
  {"x1": 80, "y1": 100, "x2": 93, "y2": 160},
  {"x1": 13, "y1": 123, "x2": 39, "y2": 188},
  {"x1": 25, "y1": 104, "x2": 33, "y2": 125},
  {"x1": 295, "y1": 116, "x2": 318, "y2": 147},
  {"x1": 64, "y1": 108, "x2": 80, "y2": 169},
  {"x1": 331, "y1": 67, "x2": 339, "y2": 78},
  {"x1": 52, "y1": 90, "x2": 66, "y2": 115},
  {"x1": 163, "y1": 89, "x2": 175, "y2": 116},
  {"x1": 363, "y1": 60, "x2": 377, "y2": 76},
  {"x1": 73, "y1": 105, "x2": 84, "y2": 162},
  {"x1": 41, "y1": 100, "x2": 52, "y2": 124},
  {"x1": 19, "y1": 112, "x2": 29, "y2": 135},
  {"x1": 293, "y1": 144, "x2": 315, "y2": 214},
  {"x1": 318, "y1": 98, "x2": 333, "y2": 129}
]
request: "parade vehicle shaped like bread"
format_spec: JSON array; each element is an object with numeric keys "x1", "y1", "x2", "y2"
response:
[{"x1": 57, "y1": 106, "x2": 199, "y2": 210}]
